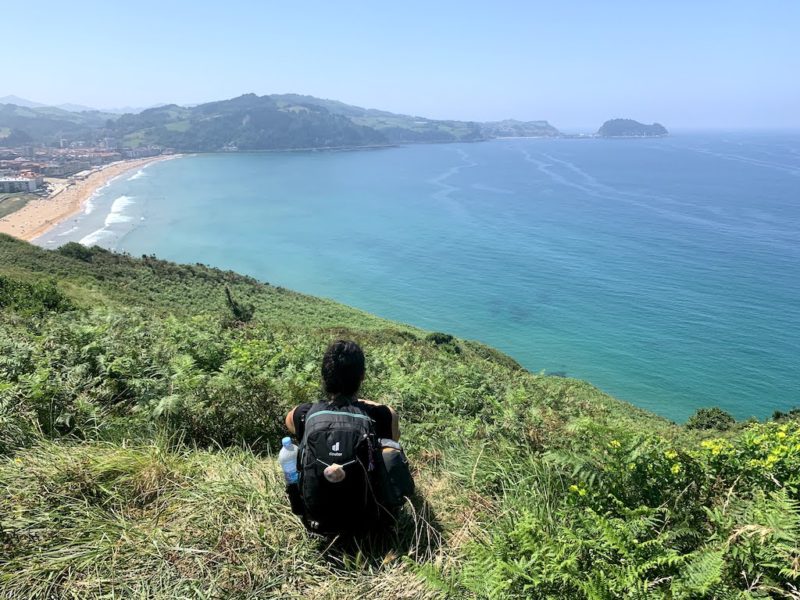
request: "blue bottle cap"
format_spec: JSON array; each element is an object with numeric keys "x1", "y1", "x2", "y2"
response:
[{"x1": 282, "y1": 436, "x2": 292, "y2": 447}]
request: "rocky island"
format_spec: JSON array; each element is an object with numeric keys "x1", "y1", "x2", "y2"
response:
[{"x1": 597, "y1": 118, "x2": 668, "y2": 137}]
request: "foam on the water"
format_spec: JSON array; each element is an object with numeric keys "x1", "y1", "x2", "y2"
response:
[
  {"x1": 79, "y1": 228, "x2": 115, "y2": 246},
  {"x1": 104, "y1": 195, "x2": 135, "y2": 226},
  {"x1": 78, "y1": 195, "x2": 136, "y2": 246},
  {"x1": 428, "y1": 148, "x2": 477, "y2": 220},
  {"x1": 56, "y1": 226, "x2": 80, "y2": 237},
  {"x1": 83, "y1": 178, "x2": 118, "y2": 215}
]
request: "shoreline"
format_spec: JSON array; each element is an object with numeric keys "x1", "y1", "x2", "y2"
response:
[{"x1": 0, "y1": 155, "x2": 180, "y2": 242}]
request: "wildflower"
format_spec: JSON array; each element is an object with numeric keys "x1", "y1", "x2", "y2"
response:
[
  {"x1": 665, "y1": 450, "x2": 678, "y2": 460},
  {"x1": 670, "y1": 463, "x2": 681, "y2": 474},
  {"x1": 701, "y1": 439, "x2": 727, "y2": 456},
  {"x1": 609, "y1": 440, "x2": 621, "y2": 449},
  {"x1": 777, "y1": 431, "x2": 787, "y2": 439},
  {"x1": 569, "y1": 484, "x2": 587, "y2": 496}
]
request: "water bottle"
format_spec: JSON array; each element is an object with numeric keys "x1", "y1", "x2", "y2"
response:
[{"x1": 278, "y1": 436, "x2": 299, "y2": 485}]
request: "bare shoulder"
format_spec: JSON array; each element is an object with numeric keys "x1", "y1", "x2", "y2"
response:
[
  {"x1": 357, "y1": 398, "x2": 382, "y2": 407},
  {"x1": 360, "y1": 398, "x2": 400, "y2": 441},
  {"x1": 284, "y1": 406, "x2": 297, "y2": 434},
  {"x1": 359, "y1": 398, "x2": 396, "y2": 413}
]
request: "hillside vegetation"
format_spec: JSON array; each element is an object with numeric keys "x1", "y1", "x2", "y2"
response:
[
  {"x1": 0, "y1": 103, "x2": 115, "y2": 146},
  {"x1": 1, "y1": 233, "x2": 799, "y2": 598},
  {"x1": 0, "y1": 94, "x2": 560, "y2": 150}
]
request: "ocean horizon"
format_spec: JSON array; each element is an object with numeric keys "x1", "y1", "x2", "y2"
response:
[{"x1": 36, "y1": 132, "x2": 800, "y2": 423}]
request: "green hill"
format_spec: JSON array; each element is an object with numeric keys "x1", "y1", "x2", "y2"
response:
[
  {"x1": 0, "y1": 103, "x2": 116, "y2": 146},
  {"x1": 0, "y1": 94, "x2": 561, "y2": 150},
  {"x1": 480, "y1": 119, "x2": 561, "y2": 138},
  {"x1": 1, "y1": 233, "x2": 799, "y2": 598},
  {"x1": 597, "y1": 118, "x2": 668, "y2": 137}
]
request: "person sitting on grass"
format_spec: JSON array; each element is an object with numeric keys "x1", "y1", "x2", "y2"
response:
[{"x1": 284, "y1": 340, "x2": 414, "y2": 536}]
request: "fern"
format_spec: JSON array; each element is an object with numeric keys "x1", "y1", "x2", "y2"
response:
[{"x1": 674, "y1": 549, "x2": 725, "y2": 595}]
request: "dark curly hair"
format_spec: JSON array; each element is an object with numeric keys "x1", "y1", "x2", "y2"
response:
[{"x1": 321, "y1": 340, "x2": 365, "y2": 398}]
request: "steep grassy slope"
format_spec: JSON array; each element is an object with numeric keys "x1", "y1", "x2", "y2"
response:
[{"x1": 1, "y1": 233, "x2": 799, "y2": 598}]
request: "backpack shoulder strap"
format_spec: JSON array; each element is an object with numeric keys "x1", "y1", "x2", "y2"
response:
[
  {"x1": 305, "y1": 400, "x2": 374, "y2": 427},
  {"x1": 304, "y1": 400, "x2": 330, "y2": 423}
]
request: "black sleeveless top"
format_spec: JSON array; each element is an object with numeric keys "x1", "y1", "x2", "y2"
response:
[{"x1": 292, "y1": 400, "x2": 393, "y2": 440}]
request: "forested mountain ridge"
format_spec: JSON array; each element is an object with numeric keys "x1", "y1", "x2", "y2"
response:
[
  {"x1": 1, "y1": 233, "x2": 799, "y2": 598},
  {"x1": 0, "y1": 93, "x2": 561, "y2": 150},
  {"x1": 0, "y1": 102, "x2": 115, "y2": 146}
]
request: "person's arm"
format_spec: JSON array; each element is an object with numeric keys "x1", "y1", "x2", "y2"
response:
[
  {"x1": 285, "y1": 406, "x2": 297, "y2": 435},
  {"x1": 388, "y1": 406, "x2": 400, "y2": 441},
  {"x1": 359, "y1": 398, "x2": 400, "y2": 441}
]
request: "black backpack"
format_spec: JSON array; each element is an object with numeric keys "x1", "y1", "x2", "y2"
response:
[{"x1": 296, "y1": 401, "x2": 382, "y2": 536}]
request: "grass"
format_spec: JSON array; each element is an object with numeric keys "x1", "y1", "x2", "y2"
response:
[
  {"x1": 0, "y1": 436, "x2": 463, "y2": 598},
  {"x1": 122, "y1": 131, "x2": 147, "y2": 148},
  {"x1": 0, "y1": 193, "x2": 36, "y2": 218},
  {"x1": 2, "y1": 233, "x2": 799, "y2": 598},
  {"x1": 165, "y1": 120, "x2": 191, "y2": 132}
]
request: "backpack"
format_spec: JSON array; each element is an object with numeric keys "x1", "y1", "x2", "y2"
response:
[{"x1": 296, "y1": 401, "x2": 382, "y2": 536}]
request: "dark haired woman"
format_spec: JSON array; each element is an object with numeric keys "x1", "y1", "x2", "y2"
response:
[
  {"x1": 284, "y1": 340, "x2": 413, "y2": 533},
  {"x1": 284, "y1": 339, "x2": 400, "y2": 442}
]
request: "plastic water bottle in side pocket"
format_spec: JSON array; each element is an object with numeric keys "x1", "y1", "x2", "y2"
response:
[{"x1": 279, "y1": 436, "x2": 304, "y2": 515}]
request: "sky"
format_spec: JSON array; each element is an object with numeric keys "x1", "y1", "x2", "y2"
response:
[{"x1": 3, "y1": 0, "x2": 798, "y2": 130}]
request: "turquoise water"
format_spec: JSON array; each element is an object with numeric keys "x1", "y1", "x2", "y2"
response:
[{"x1": 37, "y1": 133, "x2": 800, "y2": 422}]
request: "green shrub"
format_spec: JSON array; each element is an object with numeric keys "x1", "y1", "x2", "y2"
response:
[
  {"x1": 426, "y1": 332, "x2": 454, "y2": 345},
  {"x1": 772, "y1": 407, "x2": 800, "y2": 421},
  {"x1": 0, "y1": 275, "x2": 74, "y2": 315},
  {"x1": 224, "y1": 285, "x2": 256, "y2": 324},
  {"x1": 686, "y1": 406, "x2": 735, "y2": 430},
  {"x1": 57, "y1": 242, "x2": 95, "y2": 262}
]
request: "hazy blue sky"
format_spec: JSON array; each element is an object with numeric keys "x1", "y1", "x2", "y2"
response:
[{"x1": 3, "y1": 0, "x2": 798, "y2": 130}]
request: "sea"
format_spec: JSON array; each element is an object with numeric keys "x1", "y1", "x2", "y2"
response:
[{"x1": 35, "y1": 133, "x2": 800, "y2": 423}]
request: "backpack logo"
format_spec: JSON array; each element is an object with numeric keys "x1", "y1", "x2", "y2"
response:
[{"x1": 330, "y1": 441, "x2": 343, "y2": 456}]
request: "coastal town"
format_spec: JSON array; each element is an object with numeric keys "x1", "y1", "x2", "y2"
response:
[
  {"x1": 0, "y1": 141, "x2": 175, "y2": 241},
  {"x1": 0, "y1": 141, "x2": 166, "y2": 194}
]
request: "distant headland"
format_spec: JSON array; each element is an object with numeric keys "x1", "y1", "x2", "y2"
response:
[
  {"x1": 0, "y1": 93, "x2": 562, "y2": 153},
  {"x1": 597, "y1": 118, "x2": 669, "y2": 138}
]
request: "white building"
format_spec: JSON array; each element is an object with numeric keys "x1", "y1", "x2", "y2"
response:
[{"x1": 0, "y1": 175, "x2": 44, "y2": 193}]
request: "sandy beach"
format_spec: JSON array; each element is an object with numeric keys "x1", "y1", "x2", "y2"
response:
[{"x1": 0, "y1": 155, "x2": 177, "y2": 242}]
